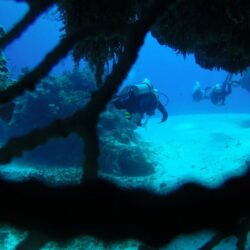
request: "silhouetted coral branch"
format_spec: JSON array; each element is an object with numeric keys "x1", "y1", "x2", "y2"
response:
[
  {"x1": 198, "y1": 216, "x2": 250, "y2": 249},
  {"x1": 79, "y1": 0, "x2": 171, "y2": 178},
  {"x1": 0, "y1": 32, "x2": 79, "y2": 104},
  {"x1": 0, "y1": 0, "x2": 56, "y2": 50},
  {"x1": 82, "y1": 125, "x2": 99, "y2": 180},
  {"x1": 198, "y1": 233, "x2": 225, "y2": 250},
  {"x1": 0, "y1": 25, "x2": 123, "y2": 105},
  {"x1": 0, "y1": 116, "x2": 78, "y2": 164},
  {"x1": 0, "y1": 168, "x2": 250, "y2": 248},
  {"x1": 15, "y1": 232, "x2": 48, "y2": 250},
  {"x1": 236, "y1": 216, "x2": 250, "y2": 250}
]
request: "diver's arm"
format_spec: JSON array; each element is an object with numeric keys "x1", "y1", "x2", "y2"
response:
[
  {"x1": 225, "y1": 83, "x2": 232, "y2": 95},
  {"x1": 112, "y1": 86, "x2": 133, "y2": 108},
  {"x1": 158, "y1": 101, "x2": 168, "y2": 123},
  {"x1": 204, "y1": 86, "x2": 212, "y2": 99},
  {"x1": 222, "y1": 80, "x2": 232, "y2": 96},
  {"x1": 225, "y1": 73, "x2": 233, "y2": 83},
  {"x1": 220, "y1": 73, "x2": 233, "y2": 93}
]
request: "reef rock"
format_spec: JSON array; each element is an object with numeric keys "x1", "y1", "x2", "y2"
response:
[{"x1": 58, "y1": 0, "x2": 250, "y2": 74}]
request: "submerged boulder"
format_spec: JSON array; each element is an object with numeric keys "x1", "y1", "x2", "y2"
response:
[
  {"x1": 151, "y1": 0, "x2": 250, "y2": 73},
  {"x1": 98, "y1": 108, "x2": 156, "y2": 177}
]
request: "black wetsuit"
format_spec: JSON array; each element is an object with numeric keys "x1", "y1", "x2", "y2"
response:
[
  {"x1": 210, "y1": 81, "x2": 232, "y2": 105},
  {"x1": 113, "y1": 86, "x2": 168, "y2": 125}
]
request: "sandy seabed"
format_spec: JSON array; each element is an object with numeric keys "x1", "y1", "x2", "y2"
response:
[
  {"x1": 1, "y1": 113, "x2": 250, "y2": 249},
  {"x1": 137, "y1": 113, "x2": 250, "y2": 190}
]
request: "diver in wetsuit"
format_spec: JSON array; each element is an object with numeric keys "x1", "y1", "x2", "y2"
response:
[
  {"x1": 112, "y1": 78, "x2": 168, "y2": 126},
  {"x1": 192, "y1": 81, "x2": 210, "y2": 102}
]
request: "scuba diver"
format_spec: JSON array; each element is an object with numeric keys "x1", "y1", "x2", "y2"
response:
[
  {"x1": 192, "y1": 81, "x2": 210, "y2": 102},
  {"x1": 112, "y1": 78, "x2": 168, "y2": 126},
  {"x1": 192, "y1": 73, "x2": 239, "y2": 105}
]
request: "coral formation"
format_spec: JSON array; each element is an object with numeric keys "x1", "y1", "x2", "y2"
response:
[
  {"x1": 11, "y1": 67, "x2": 95, "y2": 136},
  {"x1": 0, "y1": 66, "x2": 155, "y2": 175},
  {"x1": 98, "y1": 107, "x2": 155, "y2": 176}
]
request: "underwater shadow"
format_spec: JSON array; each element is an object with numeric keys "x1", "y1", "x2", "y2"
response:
[{"x1": 238, "y1": 120, "x2": 250, "y2": 128}]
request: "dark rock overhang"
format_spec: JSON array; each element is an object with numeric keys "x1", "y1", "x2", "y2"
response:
[{"x1": 58, "y1": 0, "x2": 250, "y2": 76}]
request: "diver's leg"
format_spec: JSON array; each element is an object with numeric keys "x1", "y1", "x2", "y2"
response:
[
  {"x1": 225, "y1": 73, "x2": 233, "y2": 83},
  {"x1": 227, "y1": 83, "x2": 232, "y2": 95},
  {"x1": 222, "y1": 81, "x2": 227, "y2": 92},
  {"x1": 224, "y1": 83, "x2": 232, "y2": 96},
  {"x1": 222, "y1": 83, "x2": 232, "y2": 104}
]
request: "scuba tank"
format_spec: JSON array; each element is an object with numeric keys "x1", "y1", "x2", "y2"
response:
[
  {"x1": 213, "y1": 84, "x2": 222, "y2": 93},
  {"x1": 131, "y1": 77, "x2": 158, "y2": 97},
  {"x1": 131, "y1": 77, "x2": 153, "y2": 96},
  {"x1": 131, "y1": 81, "x2": 159, "y2": 103},
  {"x1": 131, "y1": 83, "x2": 153, "y2": 96}
]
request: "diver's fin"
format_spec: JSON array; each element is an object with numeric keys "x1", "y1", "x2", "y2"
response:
[{"x1": 0, "y1": 101, "x2": 15, "y2": 123}]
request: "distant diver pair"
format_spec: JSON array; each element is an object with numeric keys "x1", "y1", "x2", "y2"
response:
[
  {"x1": 112, "y1": 78, "x2": 168, "y2": 126},
  {"x1": 192, "y1": 73, "x2": 239, "y2": 105}
]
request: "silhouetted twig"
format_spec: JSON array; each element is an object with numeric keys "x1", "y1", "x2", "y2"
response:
[
  {"x1": 0, "y1": 167, "x2": 249, "y2": 248},
  {"x1": 0, "y1": 0, "x2": 56, "y2": 50}
]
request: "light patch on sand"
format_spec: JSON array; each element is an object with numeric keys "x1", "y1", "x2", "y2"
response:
[
  {"x1": 174, "y1": 122, "x2": 196, "y2": 131},
  {"x1": 135, "y1": 113, "x2": 250, "y2": 192}
]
